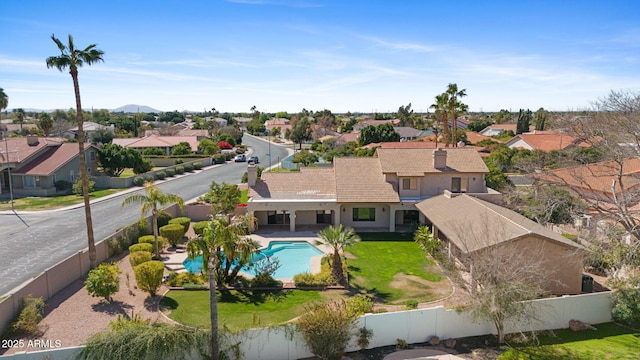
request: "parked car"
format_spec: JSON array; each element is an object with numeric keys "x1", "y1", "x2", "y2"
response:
[
  {"x1": 248, "y1": 155, "x2": 259, "y2": 164},
  {"x1": 234, "y1": 154, "x2": 246, "y2": 162}
]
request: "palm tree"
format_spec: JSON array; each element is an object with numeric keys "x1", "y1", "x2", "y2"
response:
[
  {"x1": 14, "y1": 108, "x2": 25, "y2": 132},
  {"x1": 122, "y1": 181, "x2": 185, "y2": 259},
  {"x1": 46, "y1": 34, "x2": 104, "y2": 269},
  {"x1": 445, "y1": 83, "x2": 468, "y2": 147},
  {"x1": 187, "y1": 215, "x2": 257, "y2": 360},
  {"x1": 430, "y1": 93, "x2": 449, "y2": 146},
  {"x1": 0, "y1": 87, "x2": 8, "y2": 113},
  {"x1": 315, "y1": 224, "x2": 360, "y2": 286}
]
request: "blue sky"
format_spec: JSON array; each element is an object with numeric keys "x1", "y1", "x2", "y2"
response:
[{"x1": 1, "y1": 0, "x2": 639, "y2": 113}]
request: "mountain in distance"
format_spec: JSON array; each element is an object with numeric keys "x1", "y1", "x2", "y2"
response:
[{"x1": 111, "y1": 104, "x2": 161, "y2": 113}]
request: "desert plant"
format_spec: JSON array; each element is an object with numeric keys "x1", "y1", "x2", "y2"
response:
[
  {"x1": 156, "y1": 171, "x2": 166, "y2": 180},
  {"x1": 396, "y1": 339, "x2": 409, "y2": 349},
  {"x1": 133, "y1": 176, "x2": 145, "y2": 186},
  {"x1": 129, "y1": 251, "x2": 152, "y2": 267},
  {"x1": 165, "y1": 168, "x2": 176, "y2": 177},
  {"x1": 160, "y1": 223, "x2": 185, "y2": 248},
  {"x1": 129, "y1": 243, "x2": 153, "y2": 253},
  {"x1": 10, "y1": 295, "x2": 45, "y2": 336},
  {"x1": 184, "y1": 163, "x2": 194, "y2": 172},
  {"x1": 168, "y1": 217, "x2": 191, "y2": 236},
  {"x1": 175, "y1": 165, "x2": 185, "y2": 174},
  {"x1": 296, "y1": 300, "x2": 358, "y2": 360},
  {"x1": 357, "y1": 327, "x2": 373, "y2": 351},
  {"x1": 73, "y1": 176, "x2": 95, "y2": 195},
  {"x1": 134, "y1": 261, "x2": 165, "y2": 296},
  {"x1": 193, "y1": 161, "x2": 203, "y2": 170},
  {"x1": 85, "y1": 263, "x2": 121, "y2": 302},
  {"x1": 193, "y1": 221, "x2": 209, "y2": 236},
  {"x1": 145, "y1": 175, "x2": 155, "y2": 182}
]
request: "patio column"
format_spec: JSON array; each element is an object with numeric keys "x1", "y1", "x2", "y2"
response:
[
  {"x1": 289, "y1": 211, "x2": 296, "y2": 232},
  {"x1": 388, "y1": 206, "x2": 395, "y2": 232}
]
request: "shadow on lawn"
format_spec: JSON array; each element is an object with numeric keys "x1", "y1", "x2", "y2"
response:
[
  {"x1": 218, "y1": 289, "x2": 292, "y2": 305},
  {"x1": 346, "y1": 267, "x2": 392, "y2": 303}
]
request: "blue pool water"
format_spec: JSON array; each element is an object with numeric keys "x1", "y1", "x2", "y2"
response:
[{"x1": 183, "y1": 241, "x2": 325, "y2": 279}]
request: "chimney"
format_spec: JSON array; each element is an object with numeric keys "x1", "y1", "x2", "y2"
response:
[
  {"x1": 432, "y1": 148, "x2": 447, "y2": 169},
  {"x1": 26, "y1": 135, "x2": 39, "y2": 146},
  {"x1": 247, "y1": 163, "x2": 257, "y2": 186}
]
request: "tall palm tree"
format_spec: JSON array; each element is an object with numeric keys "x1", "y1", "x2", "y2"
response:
[
  {"x1": 14, "y1": 108, "x2": 25, "y2": 132},
  {"x1": 430, "y1": 93, "x2": 450, "y2": 146},
  {"x1": 46, "y1": 34, "x2": 104, "y2": 269},
  {"x1": 187, "y1": 215, "x2": 257, "y2": 360},
  {"x1": 445, "y1": 83, "x2": 468, "y2": 147},
  {"x1": 122, "y1": 181, "x2": 185, "y2": 259},
  {"x1": 0, "y1": 87, "x2": 8, "y2": 113},
  {"x1": 315, "y1": 224, "x2": 360, "y2": 286}
]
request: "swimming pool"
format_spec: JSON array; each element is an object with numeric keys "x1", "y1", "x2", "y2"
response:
[{"x1": 183, "y1": 241, "x2": 325, "y2": 279}]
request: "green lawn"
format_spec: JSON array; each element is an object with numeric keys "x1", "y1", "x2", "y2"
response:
[
  {"x1": 346, "y1": 240, "x2": 444, "y2": 304},
  {"x1": 0, "y1": 189, "x2": 121, "y2": 211},
  {"x1": 500, "y1": 322, "x2": 640, "y2": 360},
  {"x1": 161, "y1": 289, "x2": 348, "y2": 330},
  {"x1": 239, "y1": 189, "x2": 248, "y2": 204}
]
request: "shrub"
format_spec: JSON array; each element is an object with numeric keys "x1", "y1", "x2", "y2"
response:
[
  {"x1": 175, "y1": 166, "x2": 185, "y2": 174},
  {"x1": 213, "y1": 154, "x2": 226, "y2": 164},
  {"x1": 183, "y1": 163, "x2": 194, "y2": 172},
  {"x1": 85, "y1": 263, "x2": 121, "y2": 302},
  {"x1": 168, "y1": 217, "x2": 191, "y2": 236},
  {"x1": 156, "y1": 171, "x2": 167, "y2": 180},
  {"x1": 129, "y1": 243, "x2": 153, "y2": 253},
  {"x1": 138, "y1": 235, "x2": 168, "y2": 249},
  {"x1": 55, "y1": 180, "x2": 72, "y2": 191},
  {"x1": 157, "y1": 210, "x2": 173, "y2": 230},
  {"x1": 73, "y1": 177, "x2": 95, "y2": 195},
  {"x1": 174, "y1": 159, "x2": 184, "y2": 165},
  {"x1": 133, "y1": 176, "x2": 145, "y2": 186},
  {"x1": 145, "y1": 175, "x2": 155, "y2": 182},
  {"x1": 10, "y1": 295, "x2": 45, "y2": 336},
  {"x1": 133, "y1": 159, "x2": 153, "y2": 174},
  {"x1": 405, "y1": 299, "x2": 419, "y2": 310},
  {"x1": 193, "y1": 162, "x2": 203, "y2": 170},
  {"x1": 165, "y1": 168, "x2": 176, "y2": 177},
  {"x1": 160, "y1": 224, "x2": 185, "y2": 247},
  {"x1": 217, "y1": 141, "x2": 233, "y2": 150},
  {"x1": 293, "y1": 272, "x2": 335, "y2": 287},
  {"x1": 107, "y1": 237, "x2": 124, "y2": 257},
  {"x1": 346, "y1": 295, "x2": 374, "y2": 316},
  {"x1": 296, "y1": 300, "x2": 358, "y2": 360},
  {"x1": 129, "y1": 251, "x2": 152, "y2": 267},
  {"x1": 612, "y1": 286, "x2": 640, "y2": 328},
  {"x1": 193, "y1": 221, "x2": 209, "y2": 236},
  {"x1": 134, "y1": 261, "x2": 165, "y2": 296},
  {"x1": 165, "y1": 272, "x2": 206, "y2": 287}
]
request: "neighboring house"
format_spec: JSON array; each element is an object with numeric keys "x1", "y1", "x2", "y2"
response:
[
  {"x1": 248, "y1": 147, "x2": 498, "y2": 232},
  {"x1": 335, "y1": 131, "x2": 360, "y2": 146},
  {"x1": 176, "y1": 129, "x2": 209, "y2": 139},
  {"x1": 415, "y1": 194, "x2": 584, "y2": 295},
  {"x1": 364, "y1": 141, "x2": 493, "y2": 158},
  {"x1": 465, "y1": 131, "x2": 503, "y2": 145},
  {"x1": 112, "y1": 134, "x2": 199, "y2": 155},
  {"x1": 353, "y1": 119, "x2": 400, "y2": 131},
  {"x1": 0, "y1": 123, "x2": 38, "y2": 134},
  {"x1": 265, "y1": 118, "x2": 291, "y2": 139},
  {"x1": 64, "y1": 121, "x2": 115, "y2": 139},
  {"x1": 505, "y1": 132, "x2": 588, "y2": 151},
  {"x1": 479, "y1": 123, "x2": 533, "y2": 137},
  {"x1": 0, "y1": 136, "x2": 98, "y2": 196},
  {"x1": 393, "y1": 127, "x2": 433, "y2": 141}
]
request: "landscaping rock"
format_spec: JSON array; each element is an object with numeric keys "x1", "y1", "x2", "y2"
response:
[
  {"x1": 569, "y1": 319, "x2": 596, "y2": 331},
  {"x1": 429, "y1": 336, "x2": 440, "y2": 345},
  {"x1": 445, "y1": 338, "x2": 457, "y2": 348}
]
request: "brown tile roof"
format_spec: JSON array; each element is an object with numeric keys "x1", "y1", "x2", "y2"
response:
[
  {"x1": 375, "y1": 148, "x2": 489, "y2": 174},
  {"x1": 177, "y1": 129, "x2": 209, "y2": 137},
  {"x1": 466, "y1": 131, "x2": 503, "y2": 144},
  {"x1": 0, "y1": 137, "x2": 64, "y2": 164},
  {"x1": 506, "y1": 133, "x2": 583, "y2": 151},
  {"x1": 14, "y1": 143, "x2": 93, "y2": 175},
  {"x1": 416, "y1": 194, "x2": 582, "y2": 254},
  {"x1": 112, "y1": 134, "x2": 199, "y2": 152},
  {"x1": 251, "y1": 167, "x2": 337, "y2": 200},
  {"x1": 538, "y1": 158, "x2": 640, "y2": 197},
  {"x1": 334, "y1": 157, "x2": 399, "y2": 203}
]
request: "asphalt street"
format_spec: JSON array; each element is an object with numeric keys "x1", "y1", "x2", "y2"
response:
[{"x1": 0, "y1": 135, "x2": 291, "y2": 296}]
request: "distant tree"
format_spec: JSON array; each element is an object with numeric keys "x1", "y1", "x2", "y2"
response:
[
  {"x1": 97, "y1": 143, "x2": 132, "y2": 177},
  {"x1": 493, "y1": 109, "x2": 512, "y2": 124},
  {"x1": 270, "y1": 126, "x2": 281, "y2": 138},
  {"x1": 534, "y1": 107, "x2": 548, "y2": 131},
  {"x1": 516, "y1": 109, "x2": 532, "y2": 134},
  {"x1": 46, "y1": 34, "x2": 104, "y2": 269},
  {"x1": 90, "y1": 128, "x2": 114, "y2": 145},
  {"x1": 170, "y1": 142, "x2": 192, "y2": 156},
  {"x1": 158, "y1": 111, "x2": 185, "y2": 123},
  {"x1": 467, "y1": 120, "x2": 493, "y2": 132},
  {"x1": 288, "y1": 116, "x2": 313, "y2": 149},
  {"x1": 37, "y1": 112, "x2": 54, "y2": 136},
  {"x1": 292, "y1": 149, "x2": 319, "y2": 166},
  {"x1": 359, "y1": 123, "x2": 400, "y2": 146},
  {"x1": 275, "y1": 111, "x2": 290, "y2": 119},
  {"x1": 0, "y1": 87, "x2": 7, "y2": 112},
  {"x1": 198, "y1": 138, "x2": 219, "y2": 155},
  {"x1": 431, "y1": 93, "x2": 449, "y2": 146},
  {"x1": 446, "y1": 83, "x2": 468, "y2": 146},
  {"x1": 246, "y1": 119, "x2": 266, "y2": 135},
  {"x1": 199, "y1": 181, "x2": 240, "y2": 221},
  {"x1": 397, "y1": 103, "x2": 414, "y2": 127}
]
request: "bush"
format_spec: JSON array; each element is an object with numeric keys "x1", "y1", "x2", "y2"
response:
[
  {"x1": 193, "y1": 162, "x2": 203, "y2": 170},
  {"x1": 157, "y1": 210, "x2": 173, "y2": 230},
  {"x1": 10, "y1": 295, "x2": 45, "y2": 336},
  {"x1": 213, "y1": 154, "x2": 226, "y2": 164},
  {"x1": 165, "y1": 168, "x2": 176, "y2": 177},
  {"x1": 85, "y1": 263, "x2": 121, "y2": 302},
  {"x1": 405, "y1": 299, "x2": 419, "y2": 310},
  {"x1": 175, "y1": 166, "x2": 185, "y2": 174},
  {"x1": 346, "y1": 295, "x2": 374, "y2": 316},
  {"x1": 138, "y1": 235, "x2": 168, "y2": 249},
  {"x1": 612, "y1": 287, "x2": 640, "y2": 328},
  {"x1": 134, "y1": 261, "x2": 165, "y2": 296},
  {"x1": 296, "y1": 300, "x2": 358, "y2": 360},
  {"x1": 165, "y1": 272, "x2": 206, "y2": 287},
  {"x1": 107, "y1": 237, "x2": 124, "y2": 257},
  {"x1": 129, "y1": 251, "x2": 152, "y2": 267},
  {"x1": 160, "y1": 224, "x2": 184, "y2": 247},
  {"x1": 133, "y1": 176, "x2": 145, "y2": 186},
  {"x1": 129, "y1": 243, "x2": 153, "y2": 253},
  {"x1": 168, "y1": 217, "x2": 191, "y2": 236},
  {"x1": 183, "y1": 163, "x2": 194, "y2": 172},
  {"x1": 193, "y1": 221, "x2": 209, "y2": 236},
  {"x1": 72, "y1": 177, "x2": 95, "y2": 195},
  {"x1": 133, "y1": 159, "x2": 153, "y2": 174},
  {"x1": 174, "y1": 159, "x2": 184, "y2": 165},
  {"x1": 145, "y1": 175, "x2": 155, "y2": 182},
  {"x1": 55, "y1": 180, "x2": 72, "y2": 191},
  {"x1": 293, "y1": 272, "x2": 335, "y2": 287},
  {"x1": 156, "y1": 171, "x2": 167, "y2": 180}
]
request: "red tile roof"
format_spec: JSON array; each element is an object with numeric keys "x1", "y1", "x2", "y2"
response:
[{"x1": 13, "y1": 143, "x2": 93, "y2": 175}]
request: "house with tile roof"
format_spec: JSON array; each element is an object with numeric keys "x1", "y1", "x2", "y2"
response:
[
  {"x1": 112, "y1": 134, "x2": 199, "y2": 155},
  {"x1": 247, "y1": 147, "x2": 500, "y2": 232},
  {"x1": 415, "y1": 194, "x2": 584, "y2": 295},
  {"x1": 0, "y1": 136, "x2": 99, "y2": 196},
  {"x1": 505, "y1": 132, "x2": 588, "y2": 151}
]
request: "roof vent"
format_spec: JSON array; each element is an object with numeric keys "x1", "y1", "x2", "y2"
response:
[{"x1": 433, "y1": 148, "x2": 447, "y2": 169}]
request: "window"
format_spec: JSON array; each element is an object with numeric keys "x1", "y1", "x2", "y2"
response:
[
  {"x1": 353, "y1": 208, "x2": 375, "y2": 222},
  {"x1": 451, "y1": 178, "x2": 461, "y2": 193},
  {"x1": 89, "y1": 151, "x2": 96, "y2": 162},
  {"x1": 24, "y1": 175, "x2": 40, "y2": 188},
  {"x1": 267, "y1": 210, "x2": 290, "y2": 224},
  {"x1": 402, "y1": 178, "x2": 417, "y2": 190}
]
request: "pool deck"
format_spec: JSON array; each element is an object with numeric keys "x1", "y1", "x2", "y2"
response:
[{"x1": 162, "y1": 231, "x2": 329, "y2": 279}]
